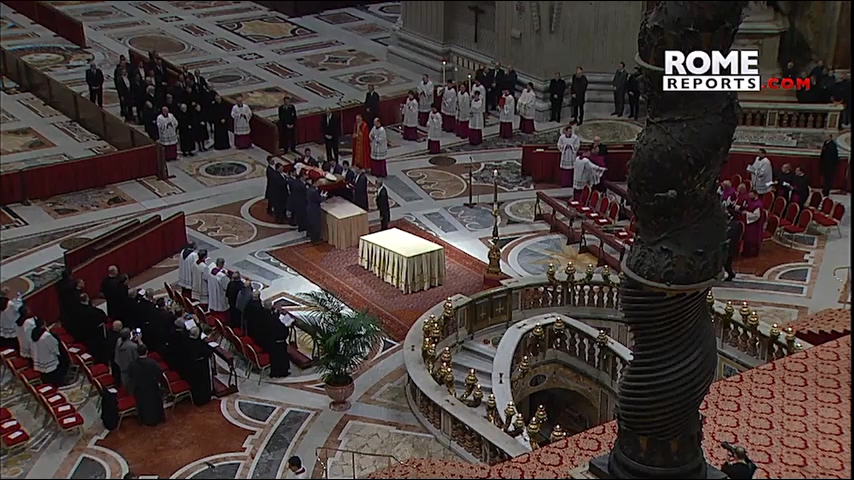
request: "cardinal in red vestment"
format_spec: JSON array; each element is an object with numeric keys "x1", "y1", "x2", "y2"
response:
[{"x1": 351, "y1": 114, "x2": 371, "y2": 170}]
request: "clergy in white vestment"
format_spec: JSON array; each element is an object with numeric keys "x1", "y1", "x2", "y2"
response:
[
  {"x1": 440, "y1": 81, "x2": 457, "y2": 132},
  {"x1": 557, "y1": 126, "x2": 581, "y2": 189},
  {"x1": 156, "y1": 106, "x2": 179, "y2": 161},
  {"x1": 370, "y1": 118, "x2": 389, "y2": 178},
  {"x1": 231, "y1": 95, "x2": 253, "y2": 149},
  {"x1": 177, "y1": 242, "x2": 198, "y2": 298},
  {"x1": 191, "y1": 249, "x2": 210, "y2": 309},
  {"x1": 518, "y1": 82, "x2": 537, "y2": 134},
  {"x1": 417, "y1": 75, "x2": 435, "y2": 126},
  {"x1": 498, "y1": 89, "x2": 515, "y2": 139},
  {"x1": 746, "y1": 148, "x2": 773, "y2": 194},
  {"x1": 573, "y1": 154, "x2": 608, "y2": 201},
  {"x1": 427, "y1": 107, "x2": 443, "y2": 154},
  {"x1": 402, "y1": 91, "x2": 419, "y2": 141},
  {"x1": 472, "y1": 81, "x2": 486, "y2": 107},
  {"x1": 469, "y1": 91, "x2": 485, "y2": 146},
  {"x1": 455, "y1": 84, "x2": 471, "y2": 139},
  {"x1": 207, "y1": 258, "x2": 231, "y2": 320}
]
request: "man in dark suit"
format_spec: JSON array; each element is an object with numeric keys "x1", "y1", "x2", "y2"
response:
[
  {"x1": 484, "y1": 65, "x2": 497, "y2": 111},
  {"x1": 627, "y1": 67, "x2": 642, "y2": 119},
  {"x1": 353, "y1": 166, "x2": 369, "y2": 211},
  {"x1": 265, "y1": 157, "x2": 278, "y2": 214},
  {"x1": 723, "y1": 206, "x2": 743, "y2": 282},
  {"x1": 570, "y1": 67, "x2": 588, "y2": 125},
  {"x1": 320, "y1": 108, "x2": 340, "y2": 163},
  {"x1": 288, "y1": 171, "x2": 308, "y2": 232},
  {"x1": 86, "y1": 61, "x2": 105, "y2": 107},
  {"x1": 819, "y1": 134, "x2": 839, "y2": 196},
  {"x1": 375, "y1": 178, "x2": 390, "y2": 230},
  {"x1": 341, "y1": 161, "x2": 355, "y2": 201},
  {"x1": 71, "y1": 293, "x2": 107, "y2": 362},
  {"x1": 364, "y1": 85, "x2": 379, "y2": 126},
  {"x1": 548, "y1": 72, "x2": 566, "y2": 122},
  {"x1": 612, "y1": 62, "x2": 628, "y2": 117},
  {"x1": 272, "y1": 163, "x2": 289, "y2": 224},
  {"x1": 225, "y1": 271, "x2": 243, "y2": 328},
  {"x1": 277, "y1": 96, "x2": 298, "y2": 154},
  {"x1": 503, "y1": 65, "x2": 518, "y2": 94}
]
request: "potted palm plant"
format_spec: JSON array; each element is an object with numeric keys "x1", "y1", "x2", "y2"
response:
[{"x1": 297, "y1": 290, "x2": 383, "y2": 411}]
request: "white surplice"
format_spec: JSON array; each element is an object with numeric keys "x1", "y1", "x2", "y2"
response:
[
  {"x1": 231, "y1": 104, "x2": 252, "y2": 136},
  {"x1": 469, "y1": 97, "x2": 485, "y2": 130},
  {"x1": 427, "y1": 111, "x2": 443, "y2": 140},
  {"x1": 499, "y1": 94, "x2": 515, "y2": 123},
  {"x1": 441, "y1": 87, "x2": 457, "y2": 116},
  {"x1": 456, "y1": 91, "x2": 471, "y2": 122},
  {"x1": 403, "y1": 98, "x2": 419, "y2": 127},
  {"x1": 472, "y1": 84, "x2": 486, "y2": 101},
  {"x1": 557, "y1": 133, "x2": 580, "y2": 170},
  {"x1": 178, "y1": 250, "x2": 198, "y2": 289},
  {"x1": 417, "y1": 81, "x2": 434, "y2": 113},
  {"x1": 518, "y1": 89, "x2": 536, "y2": 119},
  {"x1": 746, "y1": 156, "x2": 773, "y2": 194},
  {"x1": 156, "y1": 113, "x2": 178, "y2": 146},
  {"x1": 192, "y1": 259, "x2": 209, "y2": 304},
  {"x1": 573, "y1": 157, "x2": 607, "y2": 190},
  {"x1": 370, "y1": 126, "x2": 388, "y2": 160},
  {"x1": 207, "y1": 265, "x2": 230, "y2": 312}
]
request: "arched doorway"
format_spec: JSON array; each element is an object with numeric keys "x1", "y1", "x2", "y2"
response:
[{"x1": 527, "y1": 388, "x2": 597, "y2": 436}]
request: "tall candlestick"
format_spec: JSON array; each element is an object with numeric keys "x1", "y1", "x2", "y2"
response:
[
  {"x1": 493, "y1": 169, "x2": 499, "y2": 206},
  {"x1": 442, "y1": 60, "x2": 447, "y2": 85},
  {"x1": 467, "y1": 73, "x2": 472, "y2": 91}
]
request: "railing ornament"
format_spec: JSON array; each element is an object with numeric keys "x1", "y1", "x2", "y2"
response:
[
  {"x1": 564, "y1": 261, "x2": 576, "y2": 280},
  {"x1": 433, "y1": 362, "x2": 449, "y2": 385},
  {"x1": 441, "y1": 297, "x2": 455, "y2": 325},
  {"x1": 503, "y1": 403, "x2": 517, "y2": 431},
  {"x1": 459, "y1": 368, "x2": 478, "y2": 400},
  {"x1": 526, "y1": 418, "x2": 540, "y2": 450},
  {"x1": 601, "y1": 265, "x2": 612, "y2": 284},
  {"x1": 784, "y1": 326, "x2": 796, "y2": 354},
  {"x1": 444, "y1": 368, "x2": 456, "y2": 397},
  {"x1": 584, "y1": 263, "x2": 595, "y2": 282},
  {"x1": 769, "y1": 323, "x2": 780, "y2": 340},
  {"x1": 518, "y1": 355, "x2": 530, "y2": 376},
  {"x1": 596, "y1": 329, "x2": 609, "y2": 345},
  {"x1": 549, "y1": 424, "x2": 566, "y2": 443},
  {"x1": 440, "y1": 346, "x2": 453, "y2": 364},
  {"x1": 534, "y1": 404, "x2": 548, "y2": 425},
  {"x1": 485, "y1": 394, "x2": 503, "y2": 427},
  {"x1": 706, "y1": 290, "x2": 715, "y2": 314},
  {"x1": 464, "y1": 384, "x2": 484, "y2": 408},
  {"x1": 546, "y1": 263, "x2": 557, "y2": 284}
]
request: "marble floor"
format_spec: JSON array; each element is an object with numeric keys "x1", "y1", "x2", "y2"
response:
[{"x1": 0, "y1": 1, "x2": 851, "y2": 479}]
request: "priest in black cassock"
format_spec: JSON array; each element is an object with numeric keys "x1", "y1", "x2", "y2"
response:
[
  {"x1": 225, "y1": 271, "x2": 244, "y2": 328},
  {"x1": 244, "y1": 292, "x2": 269, "y2": 347},
  {"x1": 184, "y1": 327, "x2": 213, "y2": 405},
  {"x1": 353, "y1": 165, "x2": 369, "y2": 211},
  {"x1": 127, "y1": 343, "x2": 165, "y2": 426},
  {"x1": 269, "y1": 309, "x2": 291, "y2": 378},
  {"x1": 211, "y1": 94, "x2": 231, "y2": 150},
  {"x1": 193, "y1": 103, "x2": 209, "y2": 152},
  {"x1": 265, "y1": 157, "x2": 277, "y2": 215},
  {"x1": 177, "y1": 104, "x2": 195, "y2": 157},
  {"x1": 272, "y1": 164, "x2": 290, "y2": 224},
  {"x1": 287, "y1": 171, "x2": 307, "y2": 231},
  {"x1": 305, "y1": 181, "x2": 326, "y2": 245},
  {"x1": 71, "y1": 293, "x2": 107, "y2": 362}
]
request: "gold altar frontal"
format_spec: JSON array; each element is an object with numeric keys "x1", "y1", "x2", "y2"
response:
[
  {"x1": 321, "y1": 197, "x2": 369, "y2": 249},
  {"x1": 358, "y1": 228, "x2": 446, "y2": 294}
]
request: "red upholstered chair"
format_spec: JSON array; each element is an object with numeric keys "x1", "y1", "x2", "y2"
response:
[
  {"x1": 807, "y1": 191, "x2": 822, "y2": 209},
  {"x1": 0, "y1": 408, "x2": 10, "y2": 422},
  {"x1": 763, "y1": 215, "x2": 779, "y2": 241},
  {"x1": 598, "y1": 196, "x2": 611, "y2": 216},
  {"x1": 738, "y1": 220, "x2": 746, "y2": 255},
  {"x1": 161, "y1": 371, "x2": 193, "y2": 415},
  {"x1": 778, "y1": 203, "x2": 799, "y2": 228},
  {"x1": 164, "y1": 282, "x2": 176, "y2": 302},
  {"x1": 770, "y1": 196, "x2": 786, "y2": 218},
  {"x1": 243, "y1": 344, "x2": 270, "y2": 385},
  {"x1": 588, "y1": 190, "x2": 601, "y2": 212},
  {"x1": 16, "y1": 367, "x2": 42, "y2": 387},
  {"x1": 606, "y1": 202, "x2": 620, "y2": 223},
  {"x1": 1, "y1": 426, "x2": 30, "y2": 456},
  {"x1": 743, "y1": 180, "x2": 752, "y2": 192},
  {"x1": 811, "y1": 197, "x2": 834, "y2": 217},
  {"x1": 783, "y1": 210, "x2": 812, "y2": 246},
  {"x1": 579, "y1": 185, "x2": 591, "y2": 205},
  {"x1": 761, "y1": 192, "x2": 774, "y2": 211},
  {"x1": 813, "y1": 202, "x2": 844, "y2": 237},
  {"x1": 2, "y1": 350, "x2": 28, "y2": 375},
  {"x1": 730, "y1": 174, "x2": 742, "y2": 186}
]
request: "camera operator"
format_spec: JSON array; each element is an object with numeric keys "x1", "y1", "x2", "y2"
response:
[{"x1": 721, "y1": 443, "x2": 757, "y2": 479}]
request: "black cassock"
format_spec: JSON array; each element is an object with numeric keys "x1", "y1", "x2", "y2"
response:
[
  {"x1": 72, "y1": 303, "x2": 107, "y2": 362},
  {"x1": 353, "y1": 173, "x2": 369, "y2": 211},
  {"x1": 177, "y1": 110, "x2": 195, "y2": 153},
  {"x1": 268, "y1": 315, "x2": 291, "y2": 377},
  {"x1": 142, "y1": 106, "x2": 158, "y2": 140},
  {"x1": 212, "y1": 100, "x2": 231, "y2": 150},
  {"x1": 193, "y1": 108, "x2": 209, "y2": 144},
  {"x1": 287, "y1": 177, "x2": 307, "y2": 229},
  {"x1": 272, "y1": 172, "x2": 289, "y2": 222},
  {"x1": 306, "y1": 185, "x2": 323, "y2": 242},
  {"x1": 127, "y1": 356, "x2": 165, "y2": 426},
  {"x1": 244, "y1": 299, "x2": 271, "y2": 350},
  {"x1": 183, "y1": 338, "x2": 213, "y2": 406}
]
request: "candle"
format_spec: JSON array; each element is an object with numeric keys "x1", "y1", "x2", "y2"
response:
[
  {"x1": 493, "y1": 169, "x2": 499, "y2": 205},
  {"x1": 442, "y1": 59, "x2": 447, "y2": 85},
  {"x1": 467, "y1": 73, "x2": 472, "y2": 91}
]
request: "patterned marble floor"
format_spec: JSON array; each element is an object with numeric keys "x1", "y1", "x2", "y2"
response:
[{"x1": 0, "y1": 1, "x2": 850, "y2": 479}]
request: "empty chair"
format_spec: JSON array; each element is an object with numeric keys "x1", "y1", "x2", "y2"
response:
[
  {"x1": 813, "y1": 202, "x2": 845, "y2": 237},
  {"x1": 770, "y1": 196, "x2": 786, "y2": 217},
  {"x1": 763, "y1": 215, "x2": 780, "y2": 241},
  {"x1": 807, "y1": 191, "x2": 823, "y2": 209},
  {"x1": 761, "y1": 191, "x2": 774, "y2": 210},
  {"x1": 606, "y1": 202, "x2": 620, "y2": 223},
  {"x1": 782, "y1": 210, "x2": 813, "y2": 246},
  {"x1": 778, "y1": 203, "x2": 799, "y2": 228},
  {"x1": 730, "y1": 174, "x2": 742, "y2": 186},
  {"x1": 588, "y1": 190, "x2": 601, "y2": 212},
  {"x1": 579, "y1": 185, "x2": 591, "y2": 205}
]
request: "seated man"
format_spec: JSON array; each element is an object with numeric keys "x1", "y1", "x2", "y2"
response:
[{"x1": 301, "y1": 147, "x2": 318, "y2": 167}]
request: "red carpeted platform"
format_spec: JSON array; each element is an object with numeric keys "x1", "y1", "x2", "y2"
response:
[{"x1": 270, "y1": 220, "x2": 500, "y2": 341}]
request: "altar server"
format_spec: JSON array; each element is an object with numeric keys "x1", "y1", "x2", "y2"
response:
[
  {"x1": 455, "y1": 84, "x2": 471, "y2": 139},
  {"x1": 207, "y1": 258, "x2": 230, "y2": 322},
  {"x1": 369, "y1": 118, "x2": 389, "y2": 178},
  {"x1": 518, "y1": 82, "x2": 536, "y2": 134},
  {"x1": 747, "y1": 149, "x2": 773, "y2": 194},
  {"x1": 573, "y1": 154, "x2": 607, "y2": 200},
  {"x1": 427, "y1": 106, "x2": 443, "y2": 154},
  {"x1": 557, "y1": 126, "x2": 580, "y2": 189},
  {"x1": 498, "y1": 88, "x2": 515, "y2": 139},
  {"x1": 402, "y1": 91, "x2": 419, "y2": 141},
  {"x1": 469, "y1": 90, "x2": 485, "y2": 146},
  {"x1": 156, "y1": 106, "x2": 179, "y2": 161},
  {"x1": 440, "y1": 81, "x2": 457, "y2": 133},
  {"x1": 178, "y1": 242, "x2": 198, "y2": 299},
  {"x1": 191, "y1": 249, "x2": 209, "y2": 310},
  {"x1": 231, "y1": 95, "x2": 253, "y2": 149},
  {"x1": 416, "y1": 74, "x2": 434, "y2": 126}
]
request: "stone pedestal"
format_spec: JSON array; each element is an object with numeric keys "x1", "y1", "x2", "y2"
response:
[
  {"x1": 588, "y1": 455, "x2": 729, "y2": 480},
  {"x1": 733, "y1": 1, "x2": 791, "y2": 102}
]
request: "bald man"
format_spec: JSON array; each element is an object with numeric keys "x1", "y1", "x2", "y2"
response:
[{"x1": 101, "y1": 265, "x2": 122, "y2": 319}]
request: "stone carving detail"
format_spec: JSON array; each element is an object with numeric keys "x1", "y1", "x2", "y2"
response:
[
  {"x1": 549, "y1": 2, "x2": 562, "y2": 33},
  {"x1": 530, "y1": 1, "x2": 541, "y2": 32}
]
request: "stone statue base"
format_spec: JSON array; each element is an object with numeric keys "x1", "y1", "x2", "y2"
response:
[{"x1": 588, "y1": 455, "x2": 729, "y2": 480}]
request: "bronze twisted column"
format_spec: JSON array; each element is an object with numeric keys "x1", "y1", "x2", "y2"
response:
[{"x1": 590, "y1": 2, "x2": 748, "y2": 479}]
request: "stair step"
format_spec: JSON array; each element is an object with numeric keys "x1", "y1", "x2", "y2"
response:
[
  {"x1": 453, "y1": 351, "x2": 493, "y2": 375},
  {"x1": 460, "y1": 341, "x2": 497, "y2": 362},
  {"x1": 451, "y1": 365, "x2": 493, "y2": 390}
]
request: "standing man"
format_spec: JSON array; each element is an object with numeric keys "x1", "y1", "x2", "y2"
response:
[
  {"x1": 277, "y1": 96, "x2": 298, "y2": 155},
  {"x1": 265, "y1": 157, "x2": 278, "y2": 215},
  {"x1": 820, "y1": 134, "x2": 839, "y2": 196},
  {"x1": 722, "y1": 206, "x2": 742, "y2": 282},
  {"x1": 305, "y1": 181, "x2": 326, "y2": 245},
  {"x1": 504, "y1": 65, "x2": 518, "y2": 94},
  {"x1": 612, "y1": 62, "x2": 628, "y2": 117},
  {"x1": 369, "y1": 118, "x2": 388, "y2": 178},
  {"x1": 375, "y1": 178, "x2": 390, "y2": 230},
  {"x1": 416, "y1": 75, "x2": 434, "y2": 126},
  {"x1": 440, "y1": 80, "x2": 457, "y2": 133},
  {"x1": 364, "y1": 84, "x2": 380, "y2": 126},
  {"x1": 484, "y1": 64, "x2": 497, "y2": 112},
  {"x1": 86, "y1": 61, "x2": 104, "y2": 108},
  {"x1": 570, "y1": 67, "x2": 588, "y2": 125},
  {"x1": 427, "y1": 106, "x2": 443, "y2": 154},
  {"x1": 115, "y1": 67, "x2": 134, "y2": 121},
  {"x1": 178, "y1": 243, "x2": 198, "y2": 299},
  {"x1": 353, "y1": 165, "x2": 369, "y2": 211},
  {"x1": 627, "y1": 67, "x2": 642, "y2": 119},
  {"x1": 548, "y1": 72, "x2": 566, "y2": 122},
  {"x1": 455, "y1": 83, "x2": 471, "y2": 139},
  {"x1": 287, "y1": 171, "x2": 307, "y2": 231},
  {"x1": 156, "y1": 106, "x2": 179, "y2": 162},
  {"x1": 746, "y1": 149, "x2": 773, "y2": 195},
  {"x1": 207, "y1": 258, "x2": 230, "y2": 323},
  {"x1": 126, "y1": 344, "x2": 165, "y2": 426},
  {"x1": 320, "y1": 108, "x2": 340, "y2": 163},
  {"x1": 517, "y1": 83, "x2": 536, "y2": 134},
  {"x1": 557, "y1": 126, "x2": 581, "y2": 189},
  {"x1": 468, "y1": 90, "x2": 485, "y2": 146},
  {"x1": 231, "y1": 95, "x2": 253, "y2": 149},
  {"x1": 498, "y1": 88, "x2": 515, "y2": 139},
  {"x1": 191, "y1": 249, "x2": 209, "y2": 311}
]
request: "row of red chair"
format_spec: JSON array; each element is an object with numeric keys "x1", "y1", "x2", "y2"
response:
[
  {"x1": 570, "y1": 186, "x2": 636, "y2": 245},
  {"x1": 0, "y1": 405, "x2": 29, "y2": 455}
]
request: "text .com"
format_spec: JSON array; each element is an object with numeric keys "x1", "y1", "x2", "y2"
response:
[{"x1": 662, "y1": 75, "x2": 812, "y2": 92}]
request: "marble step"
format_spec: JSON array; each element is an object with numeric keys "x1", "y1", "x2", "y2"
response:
[
  {"x1": 453, "y1": 350, "x2": 494, "y2": 376},
  {"x1": 460, "y1": 340, "x2": 498, "y2": 363},
  {"x1": 451, "y1": 364, "x2": 493, "y2": 392}
]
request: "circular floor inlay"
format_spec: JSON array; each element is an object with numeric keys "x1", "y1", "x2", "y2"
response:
[
  {"x1": 353, "y1": 73, "x2": 387, "y2": 86},
  {"x1": 574, "y1": 120, "x2": 643, "y2": 144},
  {"x1": 203, "y1": 161, "x2": 248, "y2": 177},
  {"x1": 208, "y1": 74, "x2": 242, "y2": 85},
  {"x1": 428, "y1": 155, "x2": 456, "y2": 167},
  {"x1": 128, "y1": 34, "x2": 187, "y2": 55},
  {"x1": 60, "y1": 237, "x2": 91, "y2": 250}
]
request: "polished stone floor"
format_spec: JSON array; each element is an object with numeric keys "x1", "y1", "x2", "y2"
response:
[{"x1": 0, "y1": 1, "x2": 850, "y2": 479}]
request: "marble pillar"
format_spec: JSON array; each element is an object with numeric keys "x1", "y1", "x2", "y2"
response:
[{"x1": 733, "y1": 1, "x2": 790, "y2": 101}]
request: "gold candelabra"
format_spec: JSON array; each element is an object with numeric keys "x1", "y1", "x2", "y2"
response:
[{"x1": 486, "y1": 169, "x2": 504, "y2": 277}]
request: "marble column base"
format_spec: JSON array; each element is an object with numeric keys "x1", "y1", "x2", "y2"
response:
[
  {"x1": 388, "y1": 30, "x2": 450, "y2": 80},
  {"x1": 588, "y1": 454, "x2": 729, "y2": 480}
]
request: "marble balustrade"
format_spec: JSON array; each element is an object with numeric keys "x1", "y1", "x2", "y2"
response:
[{"x1": 738, "y1": 101, "x2": 845, "y2": 131}]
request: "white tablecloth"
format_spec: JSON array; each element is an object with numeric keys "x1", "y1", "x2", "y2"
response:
[
  {"x1": 358, "y1": 228, "x2": 445, "y2": 293},
  {"x1": 321, "y1": 197, "x2": 368, "y2": 249}
]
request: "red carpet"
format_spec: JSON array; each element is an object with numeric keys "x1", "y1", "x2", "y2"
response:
[
  {"x1": 733, "y1": 240, "x2": 809, "y2": 276},
  {"x1": 270, "y1": 220, "x2": 501, "y2": 341}
]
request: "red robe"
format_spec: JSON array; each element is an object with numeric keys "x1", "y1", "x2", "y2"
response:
[{"x1": 352, "y1": 121, "x2": 371, "y2": 169}]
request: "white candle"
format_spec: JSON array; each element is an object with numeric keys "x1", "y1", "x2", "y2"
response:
[
  {"x1": 442, "y1": 60, "x2": 447, "y2": 85},
  {"x1": 467, "y1": 74, "x2": 472, "y2": 91}
]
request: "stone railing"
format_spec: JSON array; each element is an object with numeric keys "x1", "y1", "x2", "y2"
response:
[
  {"x1": 738, "y1": 101, "x2": 844, "y2": 130},
  {"x1": 403, "y1": 264, "x2": 812, "y2": 463}
]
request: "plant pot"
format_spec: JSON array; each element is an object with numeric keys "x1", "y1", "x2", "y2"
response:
[{"x1": 324, "y1": 379, "x2": 355, "y2": 411}]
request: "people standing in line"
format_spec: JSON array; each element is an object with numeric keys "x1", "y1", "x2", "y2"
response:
[
  {"x1": 320, "y1": 108, "x2": 340, "y2": 162},
  {"x1": 416, "y1": 75, "x2": 435, "y2": 126},
  {"x1": 402, "y1": 91, "x2": 419, "y2": 141},
  {"x1": 548, "y1": 72, "x2": 566, "y2": 122},
  {"x1": 364, "y1": 84, "x2": 380, "y2": 126},
  {"x1": 747, "y1": 149, "x2": 773, "y2": 195},
  {"x1": 178, "y1": 243, "x2": 198, "y2": 299},
  {"x1": 557, "y1": 125, "x2": 581, "y2": 190},
  {"x1": 612, "y1": 62, "x2": 628, "y2": 117},
  {"x1": 440, "y1": 80, "x2": 457, "y2": 133},
  {"x1": 288, "y1": 171, "x2": 308, "y2": 231},
  {"x1": 455, "y1": 83, "x2": 471, "y2": 139},
  {"x1": 305, "y1": 181, "x2": 327, "y2": 245},
  {"x1": 193, "y1": 103, "x2": 208, "y2": 152},
  {"x1": 265, "y1": 157, "x2": 278, "y2": 215},
  {"x1": 272, "y1": 163, "x2": 290, "y2": 224},
  {"x1": 820, "y1": 134, "x2": 840, "y2": 197},
  {"x1": 518, "y1": 83, "x2": 536, "y2": 134},
  {"x1": 627, "y1": 67, "x2": 642, "y2": 119},
  {"x1": 570, "y1": 67, "x2": 588, "y2": 125},
  {"x1": 278, "y1": 96, "x2": 298, "y2": 155},
  {"x1": 484, "y1": 64, "x2": 498, "y2": 111},
  {"x1": 156, "y1": 106, "x2": 179, "y2": 162},
  {"x1": 207, "y1": 258, "x2": 231, "y2": 322},
  {"x1": 191, "y1": 249, "x2": 210, "y2": 310},
  {"x1": 115, "y1": 67, "x2": 134, "y2": 122},
  {"x1": 369, "y1": 118, "x2": 389, "y2": 178},
  {"x1": 375, "y1": 178, "x2": 390, "y2": 230},
  {"x1": 503, "y1": 65, "x2": 518, "y2": 95},
  {"x1": 231, "y1": 95, "x2": 253, "y2": 149},
  {"x1": 468, "y1": 90, "x2": 485, "y2": 146},
  {"x1": 86, "y1": 61, "x2": 104, "y2": 108},
  {"x1": 177, "y1": 103, "x2": 195, "y2": 157},
  {"x1": 427, "y1": 106, "x2": 443, "y2": 154}
]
